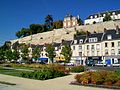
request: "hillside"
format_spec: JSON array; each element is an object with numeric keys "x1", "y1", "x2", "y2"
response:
[{"x1": 11, "y1": 20, "x2": 120, "y2": 45}]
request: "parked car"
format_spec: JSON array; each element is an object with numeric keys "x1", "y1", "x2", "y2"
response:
[
  {"x1": 65, "y1": 62, "x2": 74, "y2": 66},
  {"x1": 111, "y1": 63, "x2": 120, "y2": 67},
  {"x1": 95, "y1": 63, "x2": 107, "y2": 67}
]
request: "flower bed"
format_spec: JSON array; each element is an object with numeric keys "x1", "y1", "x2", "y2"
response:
[
  {"x1": 20, "y1": 65, "x2": 69, "y2": 80},
  {"x1": 72, "y1": 70, "x2": 120, "y2": 89}
]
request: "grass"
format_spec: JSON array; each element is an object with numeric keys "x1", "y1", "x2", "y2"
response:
[{"x1": 0, "y1": 67, "x2": 30, "y2": 76}]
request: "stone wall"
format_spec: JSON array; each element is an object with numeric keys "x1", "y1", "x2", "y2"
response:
[{"x1": 11, "y1": 20, "x2": 120, "y2": 45}]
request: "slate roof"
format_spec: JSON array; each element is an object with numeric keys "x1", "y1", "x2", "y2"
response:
[
  {"x1": 85, "y1": 33, "x2": 103, "y2": 43},
  {"x1": 61, "y1": 40, "x2": 72, "y2": 46},
  {"x1": 103, "y1": 29, "x2": 120, "y2": 41},
  {"x1": 72, "y1": 35, "x2": 86, "y2": 45}
]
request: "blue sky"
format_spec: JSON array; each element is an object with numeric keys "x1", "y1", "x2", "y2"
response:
[{"x1": 0, "y1": 0, "x2": 120, "y2": 45}]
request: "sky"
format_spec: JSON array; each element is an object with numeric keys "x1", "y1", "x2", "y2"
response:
[{"x1": 0, "y1": 0, "x2": 120, "y2": 45}]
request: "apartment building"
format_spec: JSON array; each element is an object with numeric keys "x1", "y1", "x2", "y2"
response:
[{"x1": 71, "y1": 28, "x2": 120, "y2": 66}]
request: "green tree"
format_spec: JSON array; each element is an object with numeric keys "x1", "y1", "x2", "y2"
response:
[
  {"x1": 29, "y1": 24, "x2": 45, "y2": 34},
  {"x1": 12, "y1": 50, "x2": 20, "y2": 61},
  {"x1": 53, "y1": 20, "x2": 63, "y2": 29},
  {"x1": 20, "y1": 28, "x2": 30, "y2": 37},
  {"x1": 74, "y1": 30, "x2": 86, "y2": 38},
  {"x1": 32, "y1": 47, "x2": 41, "y2": 61},
  {"x1": 103, "y1": 13, "x2": 112, "y2": 22},
  {"x1": 19, "y1": 44, "x2": 29, "y2": 63},
  {"x1": 16, "y1": 31, "x2": 22, "y2": 38},
  {"x1": 45, "y1": 15, "x2": 53, "y2": 30},
  {"x1": 45, "y1": 44, "x2": 56, "y2": 63},
  {"x1": 5, "y1": 49, "x2": 13, "y2": 61},
  {"x1": 0, "y1": 49, "x2": 5, "y2": 61},
  {"x1": 61, "y1": 45, "x2": 72, "y2": 63}
]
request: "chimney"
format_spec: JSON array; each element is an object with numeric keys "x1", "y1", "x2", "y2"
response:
[
  {"x1": 104, "y1": 28, "x2": 107, "y2": 33},
  {"x1": 116, "y1": 25, "x2": 119, "y2": 34}
]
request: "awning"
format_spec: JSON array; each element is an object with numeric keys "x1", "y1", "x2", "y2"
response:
[{"x1": 38, "y1": 58, "x2": 48, "y2": 61}]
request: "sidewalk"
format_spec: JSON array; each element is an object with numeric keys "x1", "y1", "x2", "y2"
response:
[{"x1": 0, "y1": 73, "x2": 112, "y2": 90}]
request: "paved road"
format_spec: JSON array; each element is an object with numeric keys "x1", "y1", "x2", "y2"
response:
[
  {"x1": 0, "y1": 73, "x2": 112, "y2": 90},
  {"x1": 86, "y1": 66, "x2": 120, "y2": 71}
]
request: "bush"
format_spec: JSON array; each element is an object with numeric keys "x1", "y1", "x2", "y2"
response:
[
  {"x1": 20, "y1": 65, "x2": 68, "y2": 80},
  {"x1": 70, "y1": 66, "x2": 84, "y2": 73},
  {"x1": 74, "y1": 70, "x2": 120, "y2": 87}
]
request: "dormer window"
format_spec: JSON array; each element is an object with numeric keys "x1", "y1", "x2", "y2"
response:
[
  {"x1": 112, "y1": 12, "x2": 115, "y2": 15},
  {"x1": 74, "y1": 40, "x2": 77, "y2": 44},
  {"x1": 90, "y1": 16, "x2": 93, "y2": 19},
  {"x1": 89, "y1": 38, "x2": 98, "y2": 43},
  {"x1": 79, "y1": 39, "x2": 83, "y2": 44},
  {"x1": 103, "y1": 14, "x2": 106, "y2": 17},
  {"x1": 107, "y1": 35, "x2": 112, "y2": 40},
  {"x1": 95, "y1": 15, "x2": 97, "y2": 18}
]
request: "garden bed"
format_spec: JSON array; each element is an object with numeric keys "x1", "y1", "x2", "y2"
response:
[
  {"x1": 71, "y1": 70, "x2": 120, "y2": 89},
  {"x1": 0, "y1": 64, "x2": 69, "y2": 80},
  {"x1": 70, "y1": 81, "x2": 120, "y2": 89}
]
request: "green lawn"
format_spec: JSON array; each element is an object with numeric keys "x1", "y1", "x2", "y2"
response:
[{"x1": 0, "y1": 67, "x2": 31, "y2": 76}]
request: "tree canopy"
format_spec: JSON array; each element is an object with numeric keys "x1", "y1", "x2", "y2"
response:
[
  {"x1": 15, "y1": 14, "x2": 63, "y2": 38},
  {"x1": 45, "y1": 44, "x2": 56, "y2": 63},
  {"x1": 61, "y1": 44, "x2": 72, "y2": 63},
  {"x1": 103, "y1": 12, "x2": 112, "y2": 22}
]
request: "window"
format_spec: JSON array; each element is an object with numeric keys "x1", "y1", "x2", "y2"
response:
[
  {"x1": 118, "y1": 41, "x2": 120, "y2": 47},
  {"x1": 111, "y1": 42, "x2": 114, "y2": 47},
  {"x1": 79, "y1": 52, "x2": 82, "y2": 56},
  {"x1": 96, "y1": 44, "x2": 100, "y2": 50},
  {"x1": 92, "y1": 51, "x2": 94, "y2": 56},
  {"x1": 107, "y1": 35, "x2": 112, "y2": 40},
  {"x1": 95, "y1": 15, "x2": 97, "y2": 18},
  {"x1": 111, "y1": 49, "x2": 115, "y2": 55},
  {"x1": 105, "y1": 49, "x2": 108, "y2": 55},
  {"x1": 89, "y1": 38, "x2": 98, "y2": 43},
  {"x1": 74, "y1": 40, "x2": 77, "y2": 44},
  {"x1": 41, "y1": 53, "x2": 43, "y2": 56},
  {"x1": 68, "y1": 22, "x2": 70, "y2": 26},
  {"x1": 103, "y1": 14, "x2": 106, "y2": 17},
  {"x1": 73, "y1": 46, "x2": 75, "y2": 50},
  {"x1": 79, "y1": 45, "x2": 82, "y2": 50},
  {"x1": 87, "y1": 51, "x2": 89, "y2": 56},
  {"x1": 90, "y1": 16, "x2": 93, "y2": 19},
  {"x1": 79, "y1": 39, "x2": 83, "y2": 44},
  {"x1": 97, "y1": 51, "x2": 100, "y2": 56},
  {"x1": 118, "y1": 49, "x2": 120, "y2": 54},
  {"x1": 91, "y1": 45, "x2": 94, "y2": 50},
  {"x1": 87, "y1": 45, "x2": 89, "y2": 50},
  {"x1": 112, "y1": 12, "x2": 115, "y2": 15},
  {"x1": 105, "y1": 43, "x2": 108, "y2": 47}
]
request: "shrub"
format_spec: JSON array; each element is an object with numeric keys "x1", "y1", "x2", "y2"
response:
[
  {"x1": 74, "y1": 70, "x2": 120, "y2": 87},
  {"x1": 91, "y1": 71, "x2": 104, "y2": 85},
  {"x1": 70, "y1": 65, "x2": 84, "y2": 73},
  {"x1": 20, "y1": 66, "x2": 67, "y2": 80}
]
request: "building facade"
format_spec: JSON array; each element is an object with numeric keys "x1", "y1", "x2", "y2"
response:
[
  {"x1": 84, "y1": 10, "x2": 120, "y2": 25},
  {"x1": 63, "y1": 14, "x2": 79, "y2": 28},
  {"x1": 71, "y1": 28, "x2": 120, "y2": 66}
]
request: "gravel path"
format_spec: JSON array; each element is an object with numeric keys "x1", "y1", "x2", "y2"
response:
[{"x1": 0, "y1": 74, "x2": 112, "y2": 90}]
